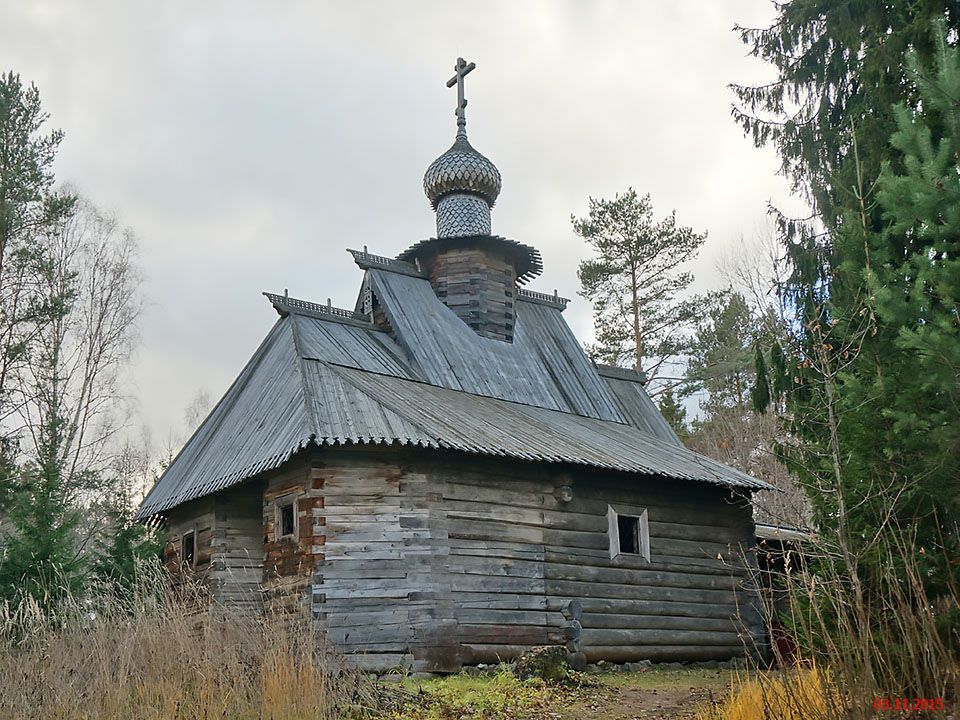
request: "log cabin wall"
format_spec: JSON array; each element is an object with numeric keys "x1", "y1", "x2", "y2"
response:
[
  {"x1": 312, "y1": 453, "x2": 449, "y2": 672},
  {"x1": 308, "y1": 448, "x2": 764, "y2": 672},
  {"x1": 262, "y1": 461, "x2": 325, "y2": 614},
  {"x1": 209, "y1": 482, "x2": 263, "y2": 613},
  {"x1": 164, "y1": 496, "x2": 216, "y2": 582},
  {"x1": 163, "y1": 484, "x2": 263, "y2": 612}
]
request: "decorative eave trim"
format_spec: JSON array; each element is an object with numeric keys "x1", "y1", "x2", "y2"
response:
[
  {"x1": 347, "y1": 248, "x2": 426, "y2": 278},
  {"x1": 396, "y1": 235, "x2": 544, "y2": 284},
  {"x1": 516, "y1": 287, "x2": 570, "y2": 310},
  {"x1": 263, "y1": 292, "x2": 377, "y2": 329}
]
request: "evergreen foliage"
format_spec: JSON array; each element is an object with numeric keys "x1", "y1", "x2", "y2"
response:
[
  {"x1": 735, "y1": 3, "x2": 960, "y2": 602},
  {"x1": 572, "y1": 189, "x2": 706, "y2": 389},
  {"x1": 869, "y1": 30, "x2": 960, "y2": 588},
  {"x1": 0, "y1": 70, "x2": 149, "y2": 610},
  {"x1": 657, "y1": 389, "x2": 688, "y2": 438}
]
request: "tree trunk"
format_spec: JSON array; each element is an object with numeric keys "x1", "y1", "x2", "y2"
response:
[{"x1": 630, "y1": 265, "x2": 642, "y2": 372}]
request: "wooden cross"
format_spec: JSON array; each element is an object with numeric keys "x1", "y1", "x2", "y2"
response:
[{"x1": 446, "y1": 57, "x2": 476, "y2": 132}]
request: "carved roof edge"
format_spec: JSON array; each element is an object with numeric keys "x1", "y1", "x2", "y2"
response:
[
  {"x1": 347, "y1": 248, "x2": 426, "y2": 278},
  {"x1": 263, "y1": 291, "x2": 377, "y2": 329},
  {"x1": 516, "y1": 287, "x2": 570, "y2": 310}
]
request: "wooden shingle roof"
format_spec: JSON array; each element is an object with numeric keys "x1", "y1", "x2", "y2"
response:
[{"x1": 137, "y1": 267, "x2": 771, "y2": 518}]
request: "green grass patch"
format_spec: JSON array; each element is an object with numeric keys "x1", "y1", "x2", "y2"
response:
[{"x1": 380, "y1": 668, "x2": 581, "y2": 719}]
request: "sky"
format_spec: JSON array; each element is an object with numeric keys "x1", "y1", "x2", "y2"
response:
[{"x1": 2, "y1": 1, "x2": 797, "y2": 447}]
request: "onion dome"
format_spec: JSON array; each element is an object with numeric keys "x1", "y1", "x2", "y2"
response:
[{"x1": 423, "y1": 133, "x2": 502, "y2": 210}]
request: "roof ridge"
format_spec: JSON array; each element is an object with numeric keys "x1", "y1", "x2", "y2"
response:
[
  {"x1": 288, "y1": 314, "x2": 320, "y2": 440},
  {"x1": 321, "y1": 360, "x2": 633, "y2": 427}
]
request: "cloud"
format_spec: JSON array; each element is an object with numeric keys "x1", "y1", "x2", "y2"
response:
[{"x1": 1, "y1": 0, "x2": 794, "y2": 442}]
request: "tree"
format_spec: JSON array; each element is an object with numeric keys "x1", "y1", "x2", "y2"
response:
[
  {"x1": 0, "y1": 198, "x2": 142, "y2": 605},
  {"x1": 733, "y1": 2, "x2": 960, "y2": 578},
  {"x1": 869, "y1": 33, "x2": 960, "y2": 588},
  {"x1": 93, "y1": 436, "x2": 162, "y2": 596},
  {"x1": 657, "y1": 389, "x2": 688, "y2": 439},
  {"x1": 734, "y1": 14, "x2": 960, "y2": 688},
  {"x1": 0, "y1": 72, "x2": 76, "y2": 509},
  {"x1": 678, "y1": 289, "x2": 810, "y2": 529},
  {"x1": 573, "y1": 189, "x2": 706, "y2": 391}
]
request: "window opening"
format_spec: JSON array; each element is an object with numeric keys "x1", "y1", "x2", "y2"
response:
[
  {"x1": 607, "y1": 505, "x2": 650, "y2": 561},
  {"x1": 618, "y1": 514, "x2": 640, "y2": 555},
  {"x1": 277, "y1": 496, "x2": 298, "y2": 539},
  {"x1": 182, "y1": 531, "x2": 195, "y2": 568}
]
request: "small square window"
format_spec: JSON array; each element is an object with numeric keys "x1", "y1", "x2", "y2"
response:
[
  {"x1": 181, "y1": 531, "x2": 195, "y2": 568},
  {"x1": 607, "y1": 505, "x2": 650, "y2": 561},
  {"x1": 276, "y1": 495, "x2": 298, "y2": 539}
]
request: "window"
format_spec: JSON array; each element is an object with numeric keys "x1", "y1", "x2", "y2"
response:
[
  {"x1": 618, "y1": 514, "x2": 641, "y2": 554},
  {"x1": 607, "y1": 505, "x2": 650, "y2": 561},
  {"x1": 276, "y1": 495, "x2": 298, "y2": 539},
  {"x1": 181, "y1": 530, "x2": 195, "y2": 568}
]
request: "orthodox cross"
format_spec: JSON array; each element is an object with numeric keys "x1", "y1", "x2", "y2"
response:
[{"x1": 446, "y1": 57, "x2": 476, "y2": 134}]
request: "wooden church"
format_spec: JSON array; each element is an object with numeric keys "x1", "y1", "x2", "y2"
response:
[{"x1": 137, "y1": 58, "x2": 771, "y2": 672}]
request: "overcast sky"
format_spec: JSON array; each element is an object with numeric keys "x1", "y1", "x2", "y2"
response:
[{"x1": 3, "y1": 1, "x2": 797, "y2": 446}]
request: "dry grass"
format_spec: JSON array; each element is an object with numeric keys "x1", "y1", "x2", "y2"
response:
[
  {"x1": 700, "y1": 534, "x2": 959, "y2": 720},
  {"x1": 695, "y1": 665, "x2": 838, "y2": 720},
  {"x1": 0, "y1": 572, "x2": 380, "y2": 720}
]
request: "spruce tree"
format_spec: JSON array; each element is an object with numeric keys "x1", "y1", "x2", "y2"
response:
[
  {"x1": 735, "y1": 2, "x2": 960, "y2": 594},
  {"x1": 869, "y1": 32, "x2": 960, "y2": 589}
]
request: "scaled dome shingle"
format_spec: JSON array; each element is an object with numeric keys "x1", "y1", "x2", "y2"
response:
[{"x1": 423, "y1": 134, "x2": 502, "y2": 209}]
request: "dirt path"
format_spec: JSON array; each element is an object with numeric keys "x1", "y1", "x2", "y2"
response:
[{"x1": 556, "y1": 669, "x2": 731, "y2": 720}]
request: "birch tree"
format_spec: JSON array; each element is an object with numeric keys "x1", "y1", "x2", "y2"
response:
[{"x1": 0, "y1": 199, "x2": 142, "y2": 603}]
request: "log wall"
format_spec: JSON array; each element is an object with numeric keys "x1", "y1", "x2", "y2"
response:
[
  {"x1": 309, "y1": 449, "x2": 764, "y2": 671},
  {"x1": 163, "y1": 483, "x2": 264, "y2": 612}
]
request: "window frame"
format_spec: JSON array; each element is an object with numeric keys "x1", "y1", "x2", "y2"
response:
[
  {"x1": 181, "y1": 529, "x2": 196, "y2": 569},
  {"x1": 275, "y1": 492, "x2": 300, "y2": 541},
  {"x1": 607, "y1": 504, "x2": 650, "y2": 561}
]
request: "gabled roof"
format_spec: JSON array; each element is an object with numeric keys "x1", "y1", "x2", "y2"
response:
[{"x1": 137, "y1": 267, "x2": 771, "y2": 519}]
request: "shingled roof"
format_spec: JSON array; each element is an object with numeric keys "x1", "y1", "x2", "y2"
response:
[{"x1": 137, "y1": 266, "x2": 771, "y2": 519}]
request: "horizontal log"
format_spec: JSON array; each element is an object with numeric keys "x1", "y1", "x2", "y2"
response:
[
  {"x1": 458, "y1": 624, "x2": 550, "y2": 644},
  {"x1": 448, "y1": 518, "x2": 543, "y2": 544},
  {"x1": 543, "y1": 561, "x2": 741, "y2": 592},
  {"x1": 456, "y1": 609, "x2": 550, "y2": 626},
  {"x1": 546, "y1": 596, "x2": 751, "y2": 622},
  {"x1": 348, "y1": 653, "x2": 413, "y2": 671},
  {"x1": 543, "y1": 549, "x2": 748, "y2": 577},
  {"x1": 545, "y1": 577, "x2": 739, "y2": 605},
  {"x1": 581, "y1": 628, "x2": 744, "y2": 647},
  {"x1": 453, "y1": 593, "x2": 549, "y2": 611}
]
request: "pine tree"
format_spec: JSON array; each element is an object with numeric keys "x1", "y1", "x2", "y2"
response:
[
  {"x1": 657, "y1": 390, "x2": 688, "y2": 439},
  {"x1": 573, "y1": 189, "x2": 706, "y2": 389}
]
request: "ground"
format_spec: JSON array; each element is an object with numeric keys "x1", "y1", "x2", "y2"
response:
[
  {"x1": 557, "y1": 668, "x2": 732, "y2": 720},
  {"x1": 373, "y1": 666, "x2": 734, "y2": 720}
]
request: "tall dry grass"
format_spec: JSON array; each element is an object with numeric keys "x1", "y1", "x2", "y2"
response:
[
  {"x1": 0, "y1": 566, "x2": 379, "y2": 720},
  {"x1": 701, "y1": 531, "x2": 959, "y2": 720}
]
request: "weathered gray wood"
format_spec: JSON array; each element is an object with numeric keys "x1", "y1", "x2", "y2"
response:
[
  {"x1": 162, "y1": 448, "x2": 762, "y2": 672},
  {"x1": 581, "y1": 628, "x2": 744, "y2": 647}
]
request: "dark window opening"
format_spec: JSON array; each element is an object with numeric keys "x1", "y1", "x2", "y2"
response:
[
  {"x1": 181, "y1": 531, "x2": 195, "y2": 567},
  {"x1": 618, "y1": 514, "x2": 640, "y2": 555},
  {"x1": 279, "y1": 502, "x2": 296, "y2": 538}
]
